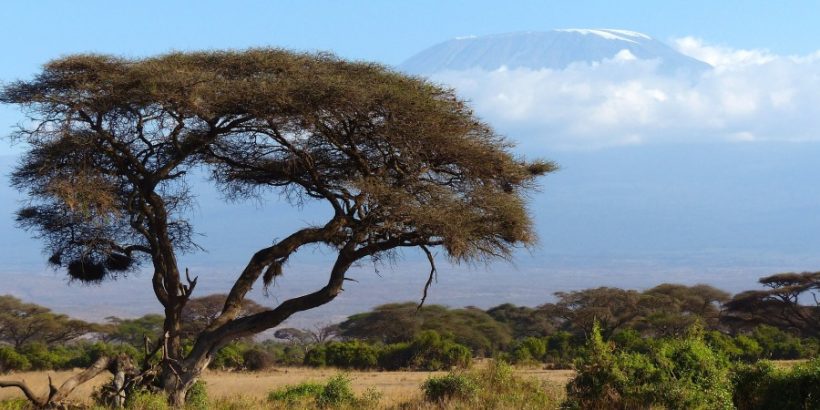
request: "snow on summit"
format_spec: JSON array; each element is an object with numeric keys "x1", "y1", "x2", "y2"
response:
[
  {"x1": 400, "y1": 29, "x2": 710, "y2": 74},
  {"x1": 555, "y1": 29, "x2": 652, "y2": 43}
]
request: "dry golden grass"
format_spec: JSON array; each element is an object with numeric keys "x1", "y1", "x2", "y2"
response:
[{"x1": 0, "y1": 365, "x2": 574, "y2": 408}]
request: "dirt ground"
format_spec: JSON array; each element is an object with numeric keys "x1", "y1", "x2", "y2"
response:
[{"x1": 0, "y1": 366, "x2": 574, "y2": 407}]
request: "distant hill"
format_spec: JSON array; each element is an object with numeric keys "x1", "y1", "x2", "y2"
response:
[{"x1": 400, "y1": 29, "x2": 710, "y2": 74}]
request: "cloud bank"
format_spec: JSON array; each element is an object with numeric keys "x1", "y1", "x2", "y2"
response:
[{"x1": 429, "y1": 38, "x2": 820, "y2": 149}]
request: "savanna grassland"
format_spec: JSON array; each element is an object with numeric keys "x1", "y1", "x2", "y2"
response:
[{"x1": 0, "y1": 363, "x2": 573, "y2": 409}]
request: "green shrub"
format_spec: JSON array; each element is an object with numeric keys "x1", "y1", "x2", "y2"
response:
[
  {"x1": 267, "y1": 374, "x2": 379, "y2": 409},
  {"x1": 732, "y1": 358, "x2": 820, "y2": 410},
  {"x1": 304, "y1": 345, "x2": 327, "y2": 367},
  {"x1": 315, "y1": 374, "x2": 357, "y2": 408},
  {"x1": 420, "y1": 360, "x2": 555, "y2": 409},
  {"x1": 508, "y1": 336, "x2": 548, "y2": 364},
  {"x1": 126, "y1": 390, "x2": 169, "y2": 410},
  {"x1": 18, "y1": 343, "x2": 66, "y2": 370},
  {"x1": 565, "y1": 322, "x2": 733, "y2": 410},
  {"x1": 564, "y1": 322, "x2": 626, "y2": 409},
  {"x1": 0, "y1": 347, "x2": 31, "y2": 373},
  {"x1": 324, "y1": 341, "x2": 378, "y2": 369},
  {"x1": 0, "y1": 398, "x2": 32, "y2": 410},
  {"x1": 422, "y1": 373, "x2": 478, "y2": 402},
  {"x1": 209, "y1": 342, "x2": 246, "y2": 370},
  {"x1": 405, "y1": 330, "x2": 471, "y2": 370},
  {"x1": 750, "y1": 325, "x2": 809, "y2": 359},
  {"x1": 544, "y1": 331, "x2": 578, "y2": 368},
  {"x1": 186, "y1": 380, "x2": 208, "y2": 410},
  {"x1": 268, "y1": 381, "x2": 324, "y2": 407}
]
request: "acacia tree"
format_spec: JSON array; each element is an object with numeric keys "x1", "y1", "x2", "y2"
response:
[
  {"x1": 723, "y1": 271, "x2": 820, "y2": 336},
  {"x1": 1, "y1": 49, "x2": 552, "y2": 406},
  {"x1": 0, "y1": 295, "x2": 94, "y2": 348}
]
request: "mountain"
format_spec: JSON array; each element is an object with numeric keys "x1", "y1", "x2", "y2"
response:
[{"x1": 399, "y1": 29, "x2": 710, "y2": 74}]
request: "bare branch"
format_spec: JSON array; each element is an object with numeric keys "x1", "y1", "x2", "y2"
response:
[{"x1": 418, "y1": 245, "x2": 438, "y2": 310}]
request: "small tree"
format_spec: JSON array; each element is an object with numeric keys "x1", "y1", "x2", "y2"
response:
[{"x1": 1, "y1": 49, "x2": 553, "y2": 406}]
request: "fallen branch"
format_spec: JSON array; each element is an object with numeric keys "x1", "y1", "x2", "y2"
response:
[{"x1": 0, "y1": 355, "x2": 114, "y2": 408}]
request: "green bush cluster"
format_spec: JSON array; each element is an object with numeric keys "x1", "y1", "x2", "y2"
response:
[
  {"x1": 565, "y1": 322, "x2": 733, "y2": 410},
  {"x1": 0, "y1": 342, "x2": 142, "y2": 373},
  {"x1": 303, "y1": 330, "x2": 471, "y2": 371},
  {"x1": 505, "y1": 332, "x2": 579, "y2": 368},
  {"x1": 267, "y1": 374, "x2": 380, "y2": 409},
  {"x1": 421, "y1": 360, "x2": 555, "y2": 409},
  {"x1": 732, "y1": 358, "x2": 820, "y2": 409},
  {"x1": 205, "y1": 340, "x2": 305, "y2": 371}
]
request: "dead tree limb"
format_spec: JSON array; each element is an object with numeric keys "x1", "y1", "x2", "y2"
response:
[{"x1": 0, "y1": 355, "x2": 113, "y2": 408}]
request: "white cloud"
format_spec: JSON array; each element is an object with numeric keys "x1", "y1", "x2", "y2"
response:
[
  {"x1": 429, "y1": 40, "x2": 820, "y2": 150},
  {"x1": 673, "y1": 37, "x2": 775, "y2": 69}
]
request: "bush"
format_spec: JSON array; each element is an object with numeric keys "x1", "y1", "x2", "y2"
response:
[
  {"x1": 422, "y1": 373, "x2": 478, "y2": 402},
  {"x1": 0, "y1": 398, "x2": 31, "y2": 410},
  {"x1": 750, "y1": 325, "x2": 810, "y2": 359},
  {"x1": 304, "y1": 345, "x2": 327, "y2": 367},
  {"x1": 544, "y1": 331, "x2": 578, "y2": 368},
  {"x1": 419, "y1": 360, "x2": 555, "y2": 409},
  {"x1": 125, "y1": 390, "x2": 169, "y2": 410},
  {"x1": 732, "y1": 358, "x2": 820, "y2": 409},
  {"x1": 324, "y1": 341, "x2": 378, "y2": 369},
  {"x1": 315, "y1": 374, "x2": 357, "y2": 408},
  {"x1": 0, "y1": 347, "x2": 30, "y2": 373},
  {"x1": 242, "y1": 348, "x2": 275, "y2": 371},
  {"x1": 508, "y1": 337, "x2": 547, "y2": 364},
  {"x1": 18, "y1": 343, "x2": 67, "y2": 370},
  {"x1": 186, "y1": 380, "x2": 208, "y2": 410},
  {"x1": 268, "y1": 374, "x2": 380, "y2": 409},
  {"x1": 268, "y1": 381, "x2": 325, "y2": 407},
  {"x1": 209, "y1": 342, "x2": 247, "y2": 370},
  {"x1": 565, "y1": 322, "x2": 733, "y2": 410},
  {"x1": 400, "y1": 330, "x2": 471, "y2": 370}
]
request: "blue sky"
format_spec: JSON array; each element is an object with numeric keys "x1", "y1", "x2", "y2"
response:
[
  {"x1": 2, "y1": 1, "x2": 820, "y2": 154},
  {"x1": 1, "y1": 1, "x2": 818, "y2": 72}
]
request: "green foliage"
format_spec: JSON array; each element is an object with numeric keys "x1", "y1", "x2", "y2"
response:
[
  {"x1": 0, "y1": 347, "x2": 31, "y2": 373},
  {"x1": 508, "y1": 336, "x2": 548, "y2": 364},
  {"x1": 404, "y1": 330, "x2": 472, "y2": 370},
  {"x1": 267, "y1": 374, "x2": 380, "y2": 409},
  {"x1": 0, "y1": 398, "x2": 32, "y2": 410},
  {"x1": 487, "y1": 303, "x2": 556, "y2": 339},
  {"x1": 750, "y1": 325, "x2": 812, "y2": 359},
  {"x1": 420, "y1": 360, "x2": 555, "y2": 409},
  {"x1": 209, "y1": 342, "x2": 247, "y2": 370},
  {"x1": 565, "y1": 321, "x2": 733, "y2": 410},
  {"x1": 422, "y1": 373, "x2": 478, "y2": 402},
  {"x1": 732, "y1": 358, "x2": 820, "y2": 409},
  {"x1": 104, "y1": 314, "x2": 164, "y2": 347},
  {"x1": 304, "y1": 345, "x2": 327, "y2": 367},
  {"x1": 379, "y1": 330, "x2": 472, "y2": 370},
  {"x1": 339, "y1": 303, "x2": 513, "y2": 356},
  {"x1": 18, "y1": 342, "x2": 70, "y2": 370},
  {"x1": 125, "y1": 389, "x2": 170, "y2": 410},
  {"x1": 324, "y1": 341, "x2": 379, "y2": 369},
  {"x1": 303, "y1": 331, "x2": 471, "y2": 371},
  {"x1": 186, "y1": 380, "x2": 209, "y2": 410},
  {"x1": 268, "y1": 381, "x2": 325, "y2": 406},
  {"x1": 564, "y1": 321, "x2": 625, "y2": 409}
]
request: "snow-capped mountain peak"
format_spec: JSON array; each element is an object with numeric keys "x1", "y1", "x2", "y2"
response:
[
  {"x1": 555, "y1": 28, "x2": 652, "y2": 43},
  {"x1": 399, "y1": 29, "x2": 710, "y2": 74}
]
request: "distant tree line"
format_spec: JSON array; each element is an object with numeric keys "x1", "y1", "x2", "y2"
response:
[{"x1": 0, "y1": 271, "x2": 818, "y2": 374}]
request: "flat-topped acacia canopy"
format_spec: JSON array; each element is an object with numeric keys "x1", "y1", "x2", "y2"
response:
[{"x1": 1, "y1": 48, "x2": 554, "y2": 405}]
